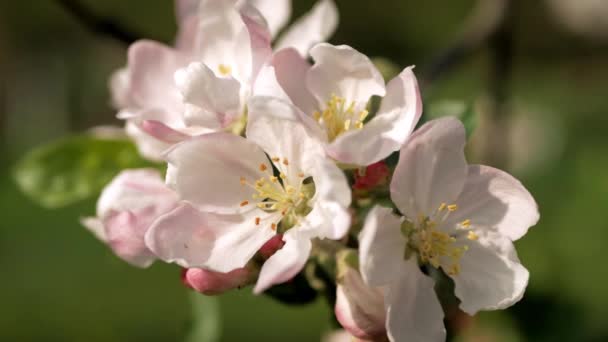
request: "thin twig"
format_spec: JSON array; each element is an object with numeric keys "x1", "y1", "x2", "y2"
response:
[{"x1": 55, "y1": 0, "x2": 142, "y2": 45}]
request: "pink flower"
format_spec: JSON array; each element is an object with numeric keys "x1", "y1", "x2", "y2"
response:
[
  {"x1": 358, "y1": 117, "x2": 539, "y2": 341},
  {"x1": 145, "y1": 99, "x2": 351, "y2": 293},
  {"x1": 254, "y1": 43, "x2": 422, "y2": 166},
  {"x1": 81, "y1": 169, "x2": 178, "y2": 267}
]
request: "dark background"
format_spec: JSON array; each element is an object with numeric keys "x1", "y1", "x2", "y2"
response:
[{"x1": 1, "y1": 0, "x2": 607, "y2": 341}]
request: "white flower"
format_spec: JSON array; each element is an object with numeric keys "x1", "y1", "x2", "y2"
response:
[
  {"x1": 145, "y1": 96, "x2": 351, "y2": 293},
  {"x1": 358, "y1": 117, "x2": 539, "y2": 342},
  {"x1": 111, "y1": 0, "x2": 270, "y2": 161},
  {"x1": 254, "y1": 43, "x2": 422, "y2": 166},
  {"x1": 81, "y1": 169, "x2": 179, "y2": 267}
]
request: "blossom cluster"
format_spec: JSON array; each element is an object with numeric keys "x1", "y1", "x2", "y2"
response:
[{"x1": 83, "y1": 1, "x2": 539, "y2": 341}]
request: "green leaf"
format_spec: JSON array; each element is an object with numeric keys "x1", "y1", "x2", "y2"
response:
[
  {"x1": 12, "y1": 135, "x2": 159, "y2": 208},
  {"x1": 185, "y1": 293, "x2": 221, "y2": 342},
  {"x1": 426, "y1": 100, "x2": 478, "y2": 138}
]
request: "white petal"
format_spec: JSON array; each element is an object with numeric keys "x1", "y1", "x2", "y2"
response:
[
  {"x1": 109, "y1": 68, "x2": 131, "y2": 109},
  {"x1": 451, "y1": 230, "x2": 529, "y2": 315},
  {"x1": 246, "y1": 96, "x2": 326, "y2": 182},
  {"x1": 307, "y1": 43, "x2": 385, "y2": 108},
  {"x1": 127, "y1": 40, "x2": 183, "y2": 111},
  {"x1": 247, "y1": 0, "x2": 291, "y2": 38},
  {"x1": 81, "y1": 217, "x2": 107, "y2": 242},
  {"x1": 335, "y1": 267, "x2": 386, "y2": 340},
  {"x1": 275, "y1": 0, "x2": 339, "y2": 56},
  {"x1": 175, "y1": 62, "x2": 242, "y2": 128},
  {"x1": 391, "y1": 117, "x2": 467, "y2": 218},
  {"x1": 165, "y1": 132, "x2": 269, "y2": 214},
  {"x1": 385, "y1": 259, "x2": 446, "y2": 342},
  {"x1": 253, "y1": 231, "x2": 311, "y2": 293},
  {"x1": 444, "y1": 165, "x2": 539, "y2": 241},
  {"x1": 327, "y1": 66, "x2": 422, "y2": 166},
  {"x1": 271, "y1": 48, "x2": 318, "y2": 115},
  {"x1": 175, "y1": 0, "x2": 199, "y2": 24},
  {"x1": 358, "y1": 205, "x2": 406, "y2": 287},
  {"x1": 146, "y1": 203, "x2": 276, "y2": 272},
  {"x1": 197, "y1": 0, "x2": 252, "y2": 83}
]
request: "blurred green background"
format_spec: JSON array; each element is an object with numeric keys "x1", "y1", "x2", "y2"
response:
[{"x1": 1, "y1": 0, "x2": 607, "y2": 341}]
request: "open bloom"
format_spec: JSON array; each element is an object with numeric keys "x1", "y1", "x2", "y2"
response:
[
  {"x1": 81, "y1": 169, "x2": 179, "y2": 267},
  {"x1": 359, "y1": 117, "x2": 539, "y2": 341},
  {"x1": 111, "y1": 0, "x2": 271, "y2": 160},
  {"x1": 146, "y1": 96, "x2": 351, "y2": 293},
  {"x1": 254, "y1": 43, "x2": 422, "y2": 166},
  {"x1": 175, "y1": 0, "x2": 338, "y2": 135}
]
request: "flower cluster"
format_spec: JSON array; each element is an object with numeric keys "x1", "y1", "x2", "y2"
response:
[{"x1": 84, "y1": 1, "x2": 539, "y2": 341}]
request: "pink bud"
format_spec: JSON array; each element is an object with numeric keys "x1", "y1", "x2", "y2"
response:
[
  {"x1": 353, "y1": 162, "x2": 390, "y2": 191},
  {"x1": 258, "y1": 234, "x2": 285, "y2": 259},
  {"x1": 182, "y1": 267, "x2": 252, "y2": 295},
  {"x1": 335, "y1": 267, "x2": 387, "y2": 341}
]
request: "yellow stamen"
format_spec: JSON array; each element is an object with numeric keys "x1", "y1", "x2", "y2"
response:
[
  {"x1": 467, "y1": 231, "x2": 479, "y2": 241},
  {"x1": 447, "y1": 204, "x2": 458, "y2": 212},
  {"x1": 218, "y1": 64, "x2": 232, "y2": 76}
]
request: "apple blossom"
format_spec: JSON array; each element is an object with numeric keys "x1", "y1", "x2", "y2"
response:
[
  {"x1": 358, "y1": 117, "x2": 539, "y2": 342},
  {"x1": 253, "y1": 43, "x2": 422, "y2": 166},
  {"x1": 145, "y1": 96, "x2": 351, "y2": 293},
  {"x1": 81, "y1": 169, "x2": 179, "y2": 267}
]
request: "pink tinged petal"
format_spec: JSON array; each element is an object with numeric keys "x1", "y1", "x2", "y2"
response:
[
  {"x1": 385, "y1": 259, "x2": 446, "y2": 342},
  {"x1": 81, "y1": 217, "x2": 107, "y2": 242},
  {"x1": 182, "y1": 267, "x2": 252, "y2": 295},
  {"x1": 335, "y1": 268, "x2": 386, "y2": 340},
  {"x1": 175, "y1": 62, "x2": 242, "y2": 128},
  {"x1": 246, "y1": 96, "x2": 326, "y2": 181},
  {"x1": 358, "y1": 206, "x2": 406, "y2": 287},
  {"x1": 307, "y1": 43, "x2": 385, "y2": 108},
  {"x1": 175, "y1": 14, "x2": 201, "y2": 54},
  {"x1": 327, "y1": 67, "x2": 422, "y2": 166},
  {"x1": 127, "y1": 40, "x2": 183, "y2": 111},
  {"x1": 275, "y1": 0, "x2": 339, "y2": 57},
  {"x1": 197, "y1": 0, "x2": 252, "y2": 82},
  {"x1": 93, "y1": 169, "x2": 178, "y2": 267},
  {"x1": 165, "y1": 132, "x2": 269, "y2": 214},
  {"x1": 141, "y1": 120, "x2": 190, "y2": 144},
  {"x1": 271, "y1": 48, "x2": 318, "y2": 115},
  {"x1": 146, "y1": 203, "x2": 276, "y2": 272},
  {"x1": 125, "y1": 121, "x2": 171, "y2": 162},
  {"x1": 451, "y1": 230, "x2": 529, "y2": 315},
  {"x1": 444, "y1": 165, "x2": 539, "y2": 241},
  {"x1": 109, "y1": 68, "x2": 131, "y2": 109},
  {"x1": 241, "y1": 13, "x2": 273, "y2": 83},
  {"x1": 391, "y1": 117, "x2": 468, "y2": 218},
  {"x1": 175, "y1": 0, "x2": 200, "y2": 24},
  {"x1": 247, "y1": 0, "x2": 291, "y2": 38},
  {"x1": 253, "y1": 233, "x2": 311, "y2": 294}
]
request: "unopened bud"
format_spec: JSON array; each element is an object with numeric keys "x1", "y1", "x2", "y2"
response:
[
  {"x1": 258, "y1": 234, "x2": 285, "y2": 259},
  {"x1": 353, "y1": 161, "x2": 390, "y2": 191},
  {"x1": 181, "y1": 267, "x2": 252, "y2": 295}
]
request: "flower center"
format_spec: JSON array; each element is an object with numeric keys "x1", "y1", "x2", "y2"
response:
[
  {"x1": 401, "y1": 203, "x2": 477, "y2": 276},
  {"x1": 239, "y1": 158, "x2": 314, "y2": 232},
  {"x1": 312, "y1": 94, "x2": 369, "y2": 142}
]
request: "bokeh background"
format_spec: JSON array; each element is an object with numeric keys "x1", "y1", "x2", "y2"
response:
[{"x1": 1, "y1": 0, "x2": 607, "y2": 341}]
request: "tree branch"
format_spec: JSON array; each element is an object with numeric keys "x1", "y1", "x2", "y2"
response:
[{"x1": 55, "y1": 0, "x2": 142, "y2": 45}]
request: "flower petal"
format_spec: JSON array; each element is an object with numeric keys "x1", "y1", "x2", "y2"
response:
[
  {"x1": 175, "y1": 0, "x2": 199, "y2": 24},
  {"x1": 247, "y1": 0, "x2": 291, "y2": 38},
  {"x1": 125, "y1": 121, "x2": 172, "y2": 162},
  {"x1": 451, "y1": 230, "x2": 529, "y2": 315},
  {"x1": 146, "y1": 203, "x2": 276, "y2": 273},
  {"x1": 197, "y1": 0, "x2": 253, "y2": 83},
  {"x1": 165, "y1": 132, "x2": 268, "y2": 214},
  {"x1": 385, "y1": 259, "x2": 446, "y2": 342},
  {"x1": 175, "y1": 62, "x2": 242, "y2": 128},
  {"x1": 391, "y1": 117, "x2": 467, "y2": 218},
  {"x1": 102, "y1": 210, "x2": 158, "y2": 268},
  {"x1": 275, "y1": 0, "x2": 339, "y2": 57},
  {"x1": 127, "y1": 40, "x2": 183, "y2": 111},
  {"x1": 307, "y1": 43, "x2": 385, "y2": 108},
  {"x1": 183, "y1": 267, "x2": 253, "y2": 295},
  {"x1": 327, "y1": 66, "x2": 422, "y2": 166},
  {"x1": 358, "y1": 205, "x2": 406, "y2": 287},
  {"x1": 246, "y1": 96, "x2": 326, "y2": 182},
  {"x1": 109, "y1": 67, "x2": 131, "y2": 109},
  {"x1": 335, "y1": 267, "x2": 386, "y2": 340},
  {"x1": 272, "y1": 48, "x2": 318, "y2": 115},
  {"x1": 253, "y1": 231, "x2": 312, "y2": 293},
  {"x1": 444, "y1": 165, "x2": 539, "y2": 241}
]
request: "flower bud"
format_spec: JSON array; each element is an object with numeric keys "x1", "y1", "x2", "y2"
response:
[
  {"x1": 258, "y1": 234, "x2": 285, "y2": 259},
  {"x1": 335, "y1": 250, "x2": 387, "y2": 341},
  {"x1": 182, "y1": 267, "x2": 253, "y2": 295},
  {"x1": 353, "y1": 161, "x2": 390, "y2": 191}
]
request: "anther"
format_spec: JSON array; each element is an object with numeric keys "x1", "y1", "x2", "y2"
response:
[
  {"x1": 467, "y1": 231, "x2": 479, "y2": 241},
  {"x1": 297, "y1": 172, "x2": 305, "y2": 178},
  {"x1": 447, "y1": 204, "x2": 458, "y2": 212},
  {"x1": 259, "y1": 164, "x2": 268, "y2": 171},
  {"x1": 271, "y1": 157, "x2": 280, "y2": 162},
  {"x1": 271, "y1": 223, "x2": 277, "y2": 231},
  {"x1": 240, "y1": 177, "x2": 246, "y2": 185},
  {"x1": 460, "y1": 219, "x2": 471, "y2": 228},
  {"x1": 240, "y1": 200, "x2": 249, "y2": 207},
  {"x1": 255, "y1": 217, "x2": 261, "y2": 225},
  {"x1": 282, "y1": 158, "x2": 289, "y2": 166},
  {"x1": 438, "y1": 203, "x2": 447, "y2": 211}
]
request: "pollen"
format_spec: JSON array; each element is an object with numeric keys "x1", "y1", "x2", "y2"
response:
[
  {"x1": 467, "y1": 231, "x2": 479, "y2": 241},
  {"x1": 313, "y1": 94, "x2": 368, "y2": 142},
  {"x1": 447, "y1": 204, "x2": 458, "y2": 212},
  {"x1": 255, "y1": 217, "x2": 261, "y2": 225},
  {"x1": 218, "y1": 64, "x2": 232, "y2": 76},
  {"x1": 259, "y1": 163, "x2": 268, "y2": 171},
  {"x1": 240, "y1": 177, "x2": 247, "y2": 185},
  {"x1": 271, "y1": 157, "x2": 280, "y2": 162},
  {"x1": 282, "y1": 158, "x2": 289, "y2": 166},
  {"x1": 240, "y1": 200, "x2": 249, "y2": 207},
  {"x1": 271, "y1": 223, "x2": 277, "y2": 231},
  {"x1": 460, "y1": 219, "x2": 471, "y2": 228}
]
